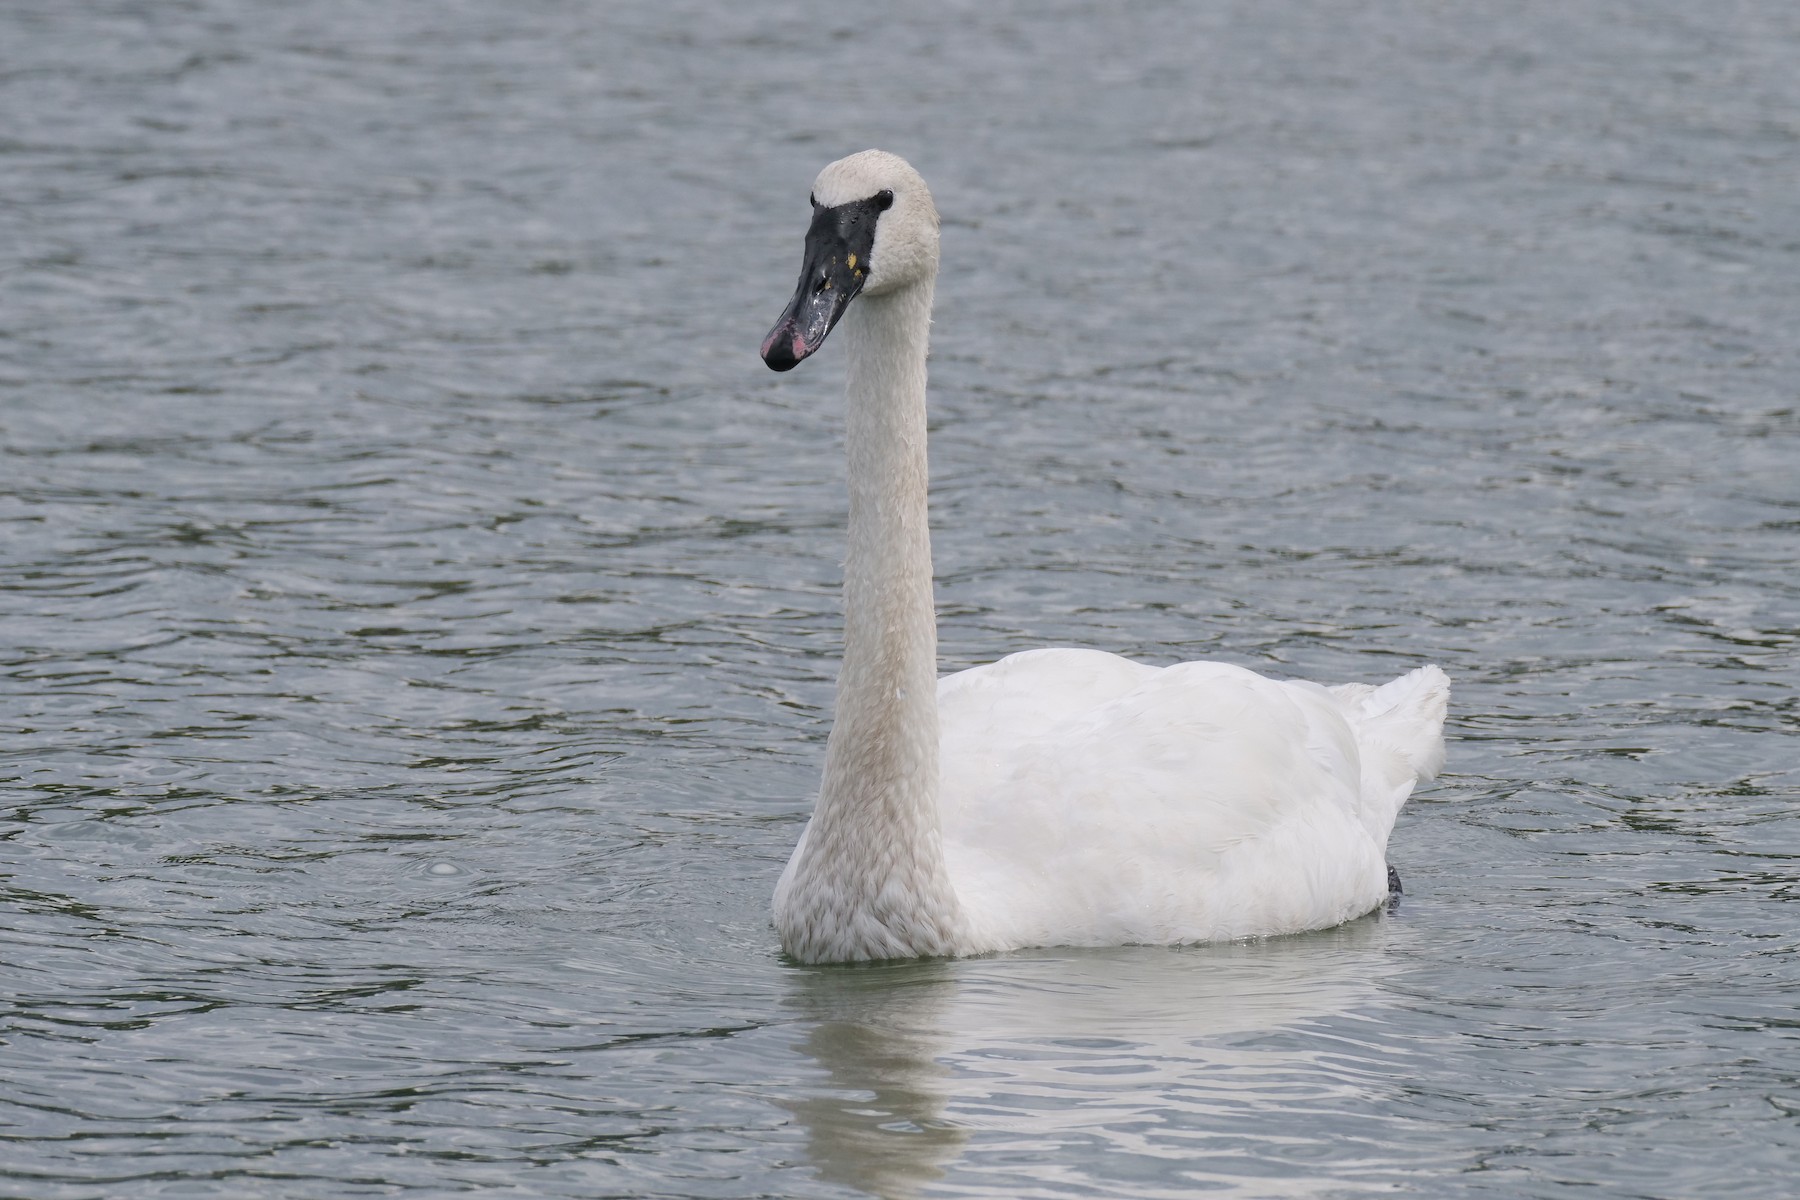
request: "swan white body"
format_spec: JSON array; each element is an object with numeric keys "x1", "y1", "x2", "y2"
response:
[{"x1": 764, "y1": 151, "x2": 1449, "y2": 964}]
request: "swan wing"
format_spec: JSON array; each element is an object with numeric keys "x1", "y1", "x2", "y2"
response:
[{"x1": 935, "y1": 651, "x2": 1448, "y2": 952}]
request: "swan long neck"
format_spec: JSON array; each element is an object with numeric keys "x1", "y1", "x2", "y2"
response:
[
  {"x1": 776, "y1": 276, "x2": 965, "y2": 962},
  {"x1": 836, "y1": 281, "x2": 938, "y2": 775}
]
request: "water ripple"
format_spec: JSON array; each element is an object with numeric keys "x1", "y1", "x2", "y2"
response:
[{"x1": 5, "y1": 0, "x2": 1800, "y2": 1196}]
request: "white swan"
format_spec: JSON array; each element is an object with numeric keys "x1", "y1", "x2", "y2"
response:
[{"x1": 760, "y1": 150, "x2": 1449, "y2": 965}]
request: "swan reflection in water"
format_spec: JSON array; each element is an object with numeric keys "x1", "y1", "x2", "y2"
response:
[{"x1": 780, "y1": 912, "x2": 1407, "y2": 1198}]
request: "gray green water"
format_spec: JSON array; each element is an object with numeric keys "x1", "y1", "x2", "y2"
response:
[{"x1": 3, "y1": 1, "x2": 1797, "y2": 1196}]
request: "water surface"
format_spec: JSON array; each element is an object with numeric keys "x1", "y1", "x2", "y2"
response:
[{"x1": 3, "y1": 1, "x2": 1798, "y2": 1196}]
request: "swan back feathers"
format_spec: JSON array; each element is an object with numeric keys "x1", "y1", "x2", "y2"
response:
[{"x1": 934, "y1": 651, "x2": 1448, "y2": 951}]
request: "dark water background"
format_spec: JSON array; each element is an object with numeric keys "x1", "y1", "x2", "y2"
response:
[{"x1": 4, "y1": 1, "x2": 1798, "y2": 1196}]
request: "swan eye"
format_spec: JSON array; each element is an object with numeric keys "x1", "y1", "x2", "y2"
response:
[{"x1": 874, "y1": 189, "x2": 895, "y2": 211}]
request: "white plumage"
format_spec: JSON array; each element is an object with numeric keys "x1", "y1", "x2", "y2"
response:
[{"x1": 761, "y1": 150, "x2": 1449, "y2": 964}]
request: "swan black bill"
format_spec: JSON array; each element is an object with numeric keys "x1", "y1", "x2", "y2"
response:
[{"x1": 761, "y1": 194, "x2": 888, "y2": 371}]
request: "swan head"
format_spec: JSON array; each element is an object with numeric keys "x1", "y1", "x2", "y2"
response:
[{"x1": 761, "y1": 150, "x2": 939, "y2": 372}]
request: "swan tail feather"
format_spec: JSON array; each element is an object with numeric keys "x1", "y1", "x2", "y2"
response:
[{"x1": 1334, "y1": 664, "x2": 1450, "y2": 783}]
